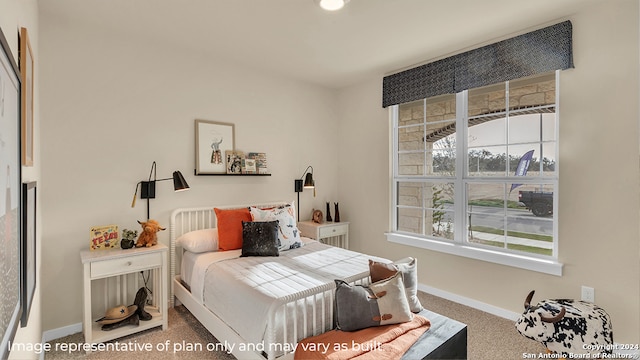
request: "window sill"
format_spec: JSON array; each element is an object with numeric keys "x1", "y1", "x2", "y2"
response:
[{"x1": 386, "y1": 232, "x2": 563, "y2": 276}]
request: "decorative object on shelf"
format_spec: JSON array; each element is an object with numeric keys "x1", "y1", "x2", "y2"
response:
[
  {"x1": 20, "y1": 27, "x2": 34, "y2": 167},
  {"x1": 225, "y1": 150, "x2": 244, "y2": 174},
  {"x1": 294, "y1": 166, "x2": 315, "y2": 220},
  {"x1": 248, "y1": 152, "x2": 269, "y2": 174},
  {"x1": 325, "y1": 202, "x2": 332, "y2": 222},
  {"x1": 131, "y1": 161, "x2": 190, "y2": 219},
  {"x1": 135, "y1": 219, "x2": 165, "y2": 248},
  {"x1": 334, "y1": 202, "x2": 341, "y2": 222},
  {"x1": 242, "y1": 158, "x2": 257, "y2": 174},
  {"x1": 90, "y1": 225, "x2": 119, "y2": 250},
  {"x1": 21, "y1": 181, "x2": 37, "y2": 327},
  {"x1": 97, "y1": 305, "x2": 140, "y2": 331},
  {"x1": 120, "y1": 229, "x2": 137, "y2": 249},
  {"x1": 195, "y1": 119, "x2": 235, "y2": 175},
  {"x1": 134, "y1": 287, "x2": 152, "y2": 321},
  {"x1": 0, "y1": 24, "x2": 22, "y2": 360},
  {"x1": 312, "y1": 209, "x2": 323, "y2": 223}
]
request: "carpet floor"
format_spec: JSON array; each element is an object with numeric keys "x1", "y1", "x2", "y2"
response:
[{"x1": 43, "y1": 291, "x2": 545, "y2": 359}]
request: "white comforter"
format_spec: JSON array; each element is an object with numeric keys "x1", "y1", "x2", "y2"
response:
[{"x1": 189, "y1": 241, "x2": 380, "y2": 344}]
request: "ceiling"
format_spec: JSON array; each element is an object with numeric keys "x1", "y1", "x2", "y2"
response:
[{"x1": 39, "y1": 0, "x2": 602, "y2": 89}]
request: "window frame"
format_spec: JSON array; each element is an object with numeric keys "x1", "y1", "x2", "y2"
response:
[{"x1": 387, "y1": 71, "x2": 563, "y2": 276}]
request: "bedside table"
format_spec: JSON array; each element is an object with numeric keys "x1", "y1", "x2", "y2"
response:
[
  {"x1": 298, "y1": 221, "x2": 349, "y2": 249},
  {"x1": 80, "y1": 243, "x2": 168, "y2": 350}
]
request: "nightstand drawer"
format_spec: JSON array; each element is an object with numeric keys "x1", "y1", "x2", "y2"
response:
[
  {"x1": 319, "y1": 224, "x2": 348, "y2": 238},
  {"x1": 91, "y1": 252, "x2": 162, "y2": 278}
]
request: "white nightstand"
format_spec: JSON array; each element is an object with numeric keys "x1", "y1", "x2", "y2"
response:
[
  {"x1": 298, "y1": 221, "x2": 349, "y2": 249},
  {"x1": 80, "y1": 243, "x2": 168, "y2": 349}
]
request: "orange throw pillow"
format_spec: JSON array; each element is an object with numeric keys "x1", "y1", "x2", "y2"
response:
[{"x1": 214, "y1": 207, "x2": 252, "y2": 251}]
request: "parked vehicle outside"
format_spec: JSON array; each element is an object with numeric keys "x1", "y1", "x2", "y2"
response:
[{"x1": 518, "y1": 191, "x2": 553, "y2": 217}]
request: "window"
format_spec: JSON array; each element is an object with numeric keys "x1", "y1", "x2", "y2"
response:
[{"x1": 389, "y1": 71, "x2": 561, "y2": 275}]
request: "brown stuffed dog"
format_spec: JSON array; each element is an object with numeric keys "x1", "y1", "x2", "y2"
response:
[{"x1": 135, "y1": 220, "x2": 166, "y2": 247}]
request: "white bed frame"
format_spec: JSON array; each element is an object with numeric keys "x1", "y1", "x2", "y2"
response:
[{"x1": 169, "y1": 203, "x2": 370, "y2": 360}]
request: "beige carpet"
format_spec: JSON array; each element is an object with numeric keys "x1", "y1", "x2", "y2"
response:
[{"x1": 44, "y1": 292, "x2": 545, "y2": 359}]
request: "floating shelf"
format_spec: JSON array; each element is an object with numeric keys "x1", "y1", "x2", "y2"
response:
[{"x1": 194, "y1": 170, "x2": 271, "y2": 176}]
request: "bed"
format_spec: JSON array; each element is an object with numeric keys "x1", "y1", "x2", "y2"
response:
[
  {"x1": 170, "y1": 202, "x2": 467, "y2": 360},
  {"x1": 170, "y1": 202, "x2": 381, "y2": 360}
]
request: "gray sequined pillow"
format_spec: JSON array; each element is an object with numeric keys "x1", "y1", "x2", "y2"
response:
[{"x1": 240, "y1": 221, "x2": 279, "y2": 257}]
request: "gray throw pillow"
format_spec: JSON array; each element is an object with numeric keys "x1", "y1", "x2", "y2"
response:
[{"x1": 334, "y1": 272, "x2": 412, "y2": 331}]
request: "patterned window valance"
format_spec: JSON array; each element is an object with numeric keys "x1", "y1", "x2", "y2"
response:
[{"x1": 382, "y1": 21, "x2": 573, "y2": 108}]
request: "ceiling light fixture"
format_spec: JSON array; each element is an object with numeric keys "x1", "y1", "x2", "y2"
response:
[{"x1": 317, "y1": 0, "x2": 349, "y2": 11}]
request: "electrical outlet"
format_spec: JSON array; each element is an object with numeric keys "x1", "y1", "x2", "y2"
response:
[{"x1": 581, "y1": 286, "x2": 595, "y2": 302}]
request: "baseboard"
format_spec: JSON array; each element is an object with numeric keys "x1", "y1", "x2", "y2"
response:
[
  {"x1": 39, "y1": 323, "x2": 82, "y2": 360},
  {"x1": 41, "y1": 322, "x2": 82, "y2": 343},
  {"x1": 418, "y1": 283, "x2": 521, "y2": 321}
]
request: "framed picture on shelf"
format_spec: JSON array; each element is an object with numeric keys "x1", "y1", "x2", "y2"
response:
[
  {"x1": 20, "y1": 27, "x2": 34, "y2": 167},
  {"x1": 21, "y1": 182, "x2": 36, "y2": 326},
  {"x1": 195, "y1": 119, "x2": 235, "y2": 175},
  {"x1": 0, "y1": 25, "x2": 23, "y2": 360},
  {"x1": 225, "y1": 150, "x2": 244, "y2": 174},
  {"x1": 247, "y1": 152, "x2": 269, "y2": 174},
  {"x1": 242, "y1": 158, "x2": 257, "y2": 174}
]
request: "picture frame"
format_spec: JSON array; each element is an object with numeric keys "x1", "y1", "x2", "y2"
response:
[
  {"x1": 20, "y1": 27, "x2": 34, "y2": 167},
  {"x1": 0, "y1": 25, "x2": 23, "y2": 359},
  {"x1": 21, "y1": 182, "x2": 36, "y2": 326},
  {"x1": 195, "y1": 119, "x2": 235, "y2": 175},
  {"x1": 247, "y1": 152, "x2": 269, "y2": 174},
  {"x1": 225, "y1": 150, "x2": 244, "y2": 174}
]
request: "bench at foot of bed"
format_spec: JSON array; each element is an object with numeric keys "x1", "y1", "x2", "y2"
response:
[
  {"x1": 402, "y1": 309, "x2": 467, "y2": 360},
  {"x1": 295, "y1": 308, "x2": 467, "y2": 360}
]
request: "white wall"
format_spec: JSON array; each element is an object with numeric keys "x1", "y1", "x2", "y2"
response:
[
  {"x1": 38, "y1": 12, "x2": 340, "y2": 331},
  {"x1": 33, "y1": 0, "x2": 640, "y2": 347},
  {"x1": 0, "y1": 0, "x2": 41, "y2": 359},
  {"x1": 338, "y1": 0, "x2": 640, "y2": 343}
]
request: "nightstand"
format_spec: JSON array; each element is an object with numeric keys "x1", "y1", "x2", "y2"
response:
[
  {"x1": 80, "y1": 243, "x2": 168, "y2": 350},
  {"x1": 297, "y1": 221, "x2": 349, "y2": 249}
]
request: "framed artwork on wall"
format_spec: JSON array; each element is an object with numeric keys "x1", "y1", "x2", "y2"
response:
[
  {"x1": 21, "y1": 182, "x2": 36, "y2": 327},
  {"x1": 0, "y1": 25, "x2": 23, "y2": 359},
  {"x1": 20, "y1": 27, "x2": 34, "y2": 167},
  {"x1": 195, "y1": 119, "x2": 235, "y2": 175}
]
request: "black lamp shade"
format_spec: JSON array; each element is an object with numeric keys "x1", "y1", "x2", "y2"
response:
[
  {"x1": 173, "y1": 171, "x2": 189, "y2": 191},
  {"x1": 304, "y1": 172, "x2": 314, "y2": 188}
]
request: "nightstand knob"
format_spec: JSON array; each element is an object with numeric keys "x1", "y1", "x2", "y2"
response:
[{"x1": 126, "y1": 261, "x2": 132, "y2": 266}]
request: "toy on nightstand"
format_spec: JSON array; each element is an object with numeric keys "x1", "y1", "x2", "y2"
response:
[
  {"x1": 312, "y1": 209, "x2": 323, "y2": 223},
  {"x1": 135, "y1": 219, "x2": 165, "y2": 247},
  {"x1": 121, "y1": 229, "x2": 137, "y2": 249}
]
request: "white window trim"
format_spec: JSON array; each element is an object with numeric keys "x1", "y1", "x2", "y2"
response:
[
  {"x1": 388, "y1": 71, "x2": 563, "y2": 276},
  {"x1": 386, "y1": 232, "x2": 563, "y2": 276}
]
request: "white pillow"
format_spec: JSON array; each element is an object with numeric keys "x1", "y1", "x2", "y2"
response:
[
  {"x1": 250, "y1": 203, "x2": 303, "y2": 251},
  {"x1": 176, "y1": 228, "x2": 218, "y2": 253}
]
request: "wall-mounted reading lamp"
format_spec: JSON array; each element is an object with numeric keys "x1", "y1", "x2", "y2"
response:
[
  {"x1": 131, "y1": 161, "x2": 190, "y2": 219},
  {"x1": 294, "y1": 166, "x2": 315, "y2": 220}
]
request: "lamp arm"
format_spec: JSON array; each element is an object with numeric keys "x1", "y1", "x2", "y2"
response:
[
  {"x1": 148, "y1": 161, "x2": 157, "y2": 182},
  {"x1": 298, "y1": 165, "x2": 313, "y2": 179}
]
